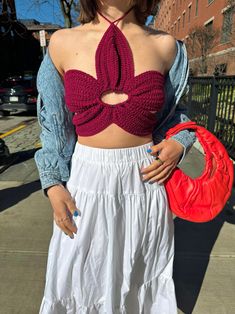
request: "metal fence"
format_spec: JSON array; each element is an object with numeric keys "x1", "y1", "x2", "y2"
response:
[{"x1": 184, "y1": 75, "x2": 235, "y2": 159}]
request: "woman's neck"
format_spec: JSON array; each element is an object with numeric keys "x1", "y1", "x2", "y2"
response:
[{"x1": 95, "y1": 2, "x2": 137, "y2": 29}]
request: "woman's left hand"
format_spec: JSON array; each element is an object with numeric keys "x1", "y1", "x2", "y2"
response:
[{"x1": 140, "y1": 139, "x2": 184, "y2": 184}]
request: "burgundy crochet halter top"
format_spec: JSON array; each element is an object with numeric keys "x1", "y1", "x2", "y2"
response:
[{"x1": 64, "y1": 6, "x2": 165, "y2": 136}]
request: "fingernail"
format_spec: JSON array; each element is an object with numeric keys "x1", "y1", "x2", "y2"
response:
[
  {"x1": 146, "y1": 148, "x2": 152, "y2": 153},
  {"x1": 73, "y1": 210, "x2": 81, "y2": 217}
]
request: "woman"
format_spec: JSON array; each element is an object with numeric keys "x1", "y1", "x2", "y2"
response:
[{"x1": 35, "y1": 0, "x2": 196, "y2": 313}]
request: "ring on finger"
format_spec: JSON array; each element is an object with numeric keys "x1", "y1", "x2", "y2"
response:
[{"x1": 155, "y1": 156, "x2": 164, "y2": 166}]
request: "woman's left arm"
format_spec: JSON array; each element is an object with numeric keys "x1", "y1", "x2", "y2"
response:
[{"x1": 141, "y1": 36, "x2": 196, "y2": 184}]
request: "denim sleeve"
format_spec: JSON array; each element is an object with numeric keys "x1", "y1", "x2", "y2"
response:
[
  {"x1": 152, "y1": 93, "x2": 196, "y2": 165},
  {"x1": 34, "y1": 93, "x2": 71, "y2": 197},
  {"x1": 154, "y1": 109, "x2": 196, "y2": 165},
  {"x1": 34, "y1": 52, "x2": 76, "y2": 198}
]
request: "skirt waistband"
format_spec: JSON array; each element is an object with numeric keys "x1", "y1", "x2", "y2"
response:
[{"x1": 73, "y1": 140, "x2": 154, "y2": 163}]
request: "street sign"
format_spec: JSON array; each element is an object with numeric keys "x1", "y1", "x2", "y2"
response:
[{"x1": 39, "y1": 30, "x2": 46, "y2": 47}]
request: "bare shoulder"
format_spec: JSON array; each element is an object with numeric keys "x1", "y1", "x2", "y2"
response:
[
  {"x1": 48, "y1": 25, "x2": 84, "y2": 76},
  {"x1": 143, "y1": 26, "x2": 177, "y2": 73},
  {"x1": 154, "y1": 32, "x2": 177, "y2": 73},
  {"x1": 155, "y1": 32, "x2": 177, "y2": 73}
]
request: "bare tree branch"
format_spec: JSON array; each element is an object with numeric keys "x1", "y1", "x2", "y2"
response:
[
  {"x1": 186, "y1": 25, "x2": 220, "y2": 74},
  {"x1": 31, "y1": 0, "x2": 79, "y2": 28}
]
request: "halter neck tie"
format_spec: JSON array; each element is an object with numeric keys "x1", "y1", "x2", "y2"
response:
[{"x1": 97, "y1": 6, "x2": 134, "y2": 25}]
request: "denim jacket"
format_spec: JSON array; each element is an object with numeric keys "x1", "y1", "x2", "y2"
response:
[{"x1": 34, "y1": 39, "x2": 196, "y2": 197}]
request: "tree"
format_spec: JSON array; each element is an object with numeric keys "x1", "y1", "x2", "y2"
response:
[
  {"x1": 58, "y1": 0, "x2": 79, "y2": 28},
  {"x1": 186, "y1": 0, "x2": 235, "y2": 76},
  {"x1": 33, "y1": 0, "x2": 80, "y2": 28},
  {"x1": 186, "y1": 24, "x2": 220, "y2": 74}
]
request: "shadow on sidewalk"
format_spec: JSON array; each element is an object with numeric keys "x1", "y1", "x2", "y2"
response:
[
  {"x1": 11, "y1": 148, "x2": 38, "y2": 165},
  {"x1": 173, "y1": 197, "x2": 235, "y2": 314},
  {"x1": 0, "y1": 148, "x2": 38, "y2": 174},
  {"x1": 0, "y1": 179, "x2": 41, "y2": 212}
]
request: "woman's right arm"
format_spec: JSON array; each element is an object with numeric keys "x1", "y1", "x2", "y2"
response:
[{"x1": 34, "y1": 31, "x2": 79, "y2": 238}]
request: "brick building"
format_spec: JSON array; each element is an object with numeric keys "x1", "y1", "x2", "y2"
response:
[{"x1": 155, "y1": 0, "x2": 235, "y2": 76}]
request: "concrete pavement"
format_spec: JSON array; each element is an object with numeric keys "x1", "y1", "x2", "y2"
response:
[{"x1": 0, "y1": 122, "x2": 235, "y2": 314}]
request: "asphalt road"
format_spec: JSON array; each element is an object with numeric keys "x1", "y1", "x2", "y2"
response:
[
  {"x1": 0, "y1": 110, "x2": 37, "y2": 132},
  {"x1": 0, "y1": 112, "x2": 40, "y2": 153}
]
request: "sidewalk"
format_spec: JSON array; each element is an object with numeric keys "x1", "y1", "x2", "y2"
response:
[{"x1": 0, "y1": 141, "x2": 235, "y2": 314}]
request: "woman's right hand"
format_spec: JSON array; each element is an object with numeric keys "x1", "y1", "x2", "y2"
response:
[{"x1": 47, "y1": 184, "x2": 80, "y2": 239}]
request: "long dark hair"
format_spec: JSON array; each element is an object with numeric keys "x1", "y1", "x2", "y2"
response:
[{"x1": 77, "y1": 0, "x2": 160, "y2": 25}]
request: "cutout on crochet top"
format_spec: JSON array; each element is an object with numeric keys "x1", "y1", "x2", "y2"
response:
[{"x1": 100, "y1": 90, "x2": 129, "y2": 106}]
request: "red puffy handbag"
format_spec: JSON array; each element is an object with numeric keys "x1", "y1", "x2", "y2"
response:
[{"x1": 164, "y1": 121, "x2": 234, "y2": 223}]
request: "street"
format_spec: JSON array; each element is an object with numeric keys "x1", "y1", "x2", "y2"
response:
[
  {"x1": 0, "y1": 111, "x2": 235, "y2": 314},
  {"x1": 0, "y1": 111, "x2": 41, "y2": 152}
]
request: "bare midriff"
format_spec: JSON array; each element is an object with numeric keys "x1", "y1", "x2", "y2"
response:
[{"x1": 77, "y1": 124, "x2": 153, "y2": 148}]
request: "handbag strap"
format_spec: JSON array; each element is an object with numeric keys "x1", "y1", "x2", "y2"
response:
[
  {"x1": 165, "y1": 121, "x2": 216, "y2": 160},
  {"x1": 165, "y1": 121, "x2": 212, "y2": 163},
  {"x1": 165, "y1": 121, "x2": 197, "y2": 137},
  {"x1": 165, "y1": 121, "x2": 232, "y2": 181}
]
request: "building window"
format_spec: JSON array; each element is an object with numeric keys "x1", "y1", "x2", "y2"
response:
[
  {"x1": 221, "y1": 8, "x2": 233, "y2": 43},
  {"x1": 195, "y1": 0, "x2": 199, "y2": 16},
  {"x1": 205, "y1": 20, "x2": 213, "y2": 31},
  {"x1": 188, "y1": 5, "x2": 191, "y2": 22},
  {"x1": 183, "y1": 12, "x2": 185, "y2": 27}
]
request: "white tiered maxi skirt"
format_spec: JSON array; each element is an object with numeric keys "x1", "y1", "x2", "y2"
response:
[{"x1": 39, "y1": 140, "x2": 177, "y2": 314}]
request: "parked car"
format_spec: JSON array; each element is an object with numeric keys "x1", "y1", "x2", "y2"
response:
[{"x1": 0, "y1": 74, "x2": 37, "y2": 115}]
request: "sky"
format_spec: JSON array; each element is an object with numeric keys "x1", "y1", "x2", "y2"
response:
[
  {"x1": 15, "y1": 0, "x2": 64, "y2": 26},
  {"x1": 15, "y1": 0, "x2": 153, "y2": 27}
]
